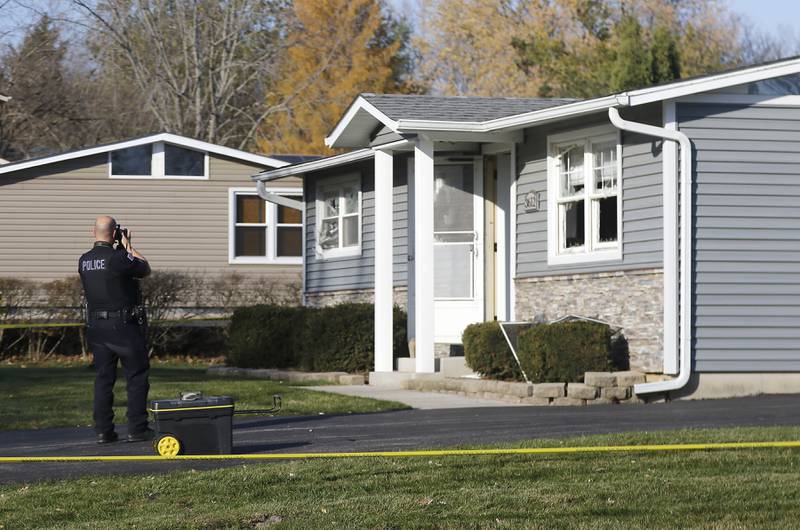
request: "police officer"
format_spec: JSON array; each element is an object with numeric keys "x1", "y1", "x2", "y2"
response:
[{"x1": 79, "y1": 215, "x2": 153, "y2": 444}]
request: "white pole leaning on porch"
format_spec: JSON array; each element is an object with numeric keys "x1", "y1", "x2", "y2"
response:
[
  {"x1": 414, "y1": 137, "x2": 436, "y2": 373},
  {"x1": 373, "y1": 149, "x2": 394, "y2": 372}
]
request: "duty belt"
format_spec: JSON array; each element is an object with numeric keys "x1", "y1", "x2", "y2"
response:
[{"x1": 90, "y1": 309, "x2": 127, "y2": 320}]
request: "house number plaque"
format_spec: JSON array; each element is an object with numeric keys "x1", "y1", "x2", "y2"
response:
[{"x1": 524, "y1": 190, "x2": 541, "y2": 212}]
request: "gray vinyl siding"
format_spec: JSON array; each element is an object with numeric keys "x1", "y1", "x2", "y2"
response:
[
  {"x1": 680, "y1": 103, "x2": 800, "y2": 372},
  {"x1": 304, "y1": 156, "x2": 408, "y2": 293},
  {"x1": 515, "y1": 105, "x2": 663, "y2": 277},
  {"x1": 369, "y1": 125, "x2": 403, "y2": 147},
  {"x1": 0, "y1": 152, "x2": 301, "y2": 283}
]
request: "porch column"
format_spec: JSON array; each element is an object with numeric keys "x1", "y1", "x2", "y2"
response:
[
  {"x1": 373, "y1": 149, "x2": 394, "y2": 372},
  {"x1": 414, "y1": 137, "x2": 436, "y2": 373}
]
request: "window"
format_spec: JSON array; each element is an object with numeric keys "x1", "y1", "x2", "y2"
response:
[
  {"x1": 109, "y1": 141, "x2": 207, "y2": 179},
  {"x1": 110, "y1": 145, "x2": 152, "y2": 176},
  {"x1": 547, "y1": 126, "x2": 621, "y2": 265},
  {"x1": 165, "y1": 144, "x2": 205, "y2": 177},
  {"x1": 315, "y1": 175, "x2": 361, "y2": 258},
  {"x1": 229, "y1": 188, "x2": 303, "y2": 264}
]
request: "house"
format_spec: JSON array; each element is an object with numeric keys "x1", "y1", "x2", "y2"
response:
[
  {"x1": 253, "y1": 57, "x2": 800, "y2": 400},
  {"x1": 0, "y1": 133, "x2": 306, "y2": 301}
]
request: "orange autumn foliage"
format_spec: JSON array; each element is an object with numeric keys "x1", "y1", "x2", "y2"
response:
[{"x1": 257, "y1": 0, "x2": 412, "y2": 156}]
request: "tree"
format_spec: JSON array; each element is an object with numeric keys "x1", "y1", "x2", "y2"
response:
[
  {"x1": 74, "y1": 0, "x2": 294, "y2": 150},
  {"x1": 650, "y1": 25, "x2": 681, "y2": 85},
  {"x1": 0, "y1": 15, "x2": 75, "y2": 159},
  {"x1": 419, "y1": 0, "x2": 744, "y2": 99},
  {"x1": 414, "y1": 0, "x2": 550, "y2": 97},
  {"x1": 256, "y1": 0, "x2": 416, "y2": 155},
  {"x1": 610, "y1": 16, "x2": 651, "y2": 92}
]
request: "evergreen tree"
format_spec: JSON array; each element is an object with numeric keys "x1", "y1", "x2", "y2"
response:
[
  {"x1": 650, "y1": 25, "x2": 681, "y2": 84},
  {"x1": 610, "y1": 15, "x2": 651, "y2": 92}
]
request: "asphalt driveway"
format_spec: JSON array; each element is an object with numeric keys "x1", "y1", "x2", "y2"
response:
[{"x1": 2, "y1": 394, "x2": 800, "y2": 484}]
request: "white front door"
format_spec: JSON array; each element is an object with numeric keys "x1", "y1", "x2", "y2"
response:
[{"x1": 433, "y1": 158, "x2": 484, "y2": 344}]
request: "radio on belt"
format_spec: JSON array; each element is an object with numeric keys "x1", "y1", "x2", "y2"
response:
[{"x1": 149, "y1": 391, "x2": 281, "y2": 456}]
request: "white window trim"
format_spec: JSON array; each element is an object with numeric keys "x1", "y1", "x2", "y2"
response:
[
  {"x1": 315, "y1": 173, "x2": 362, "y2": 260},
  {"x1": 228, "y1": 187, "x2": 303, "y2": 265},
  {"x1": 109, "y1": 141, "x2": 209, "y2": 180},
  {"x1": 547, "y1": 125, "x2": 623, "y2": 266}
]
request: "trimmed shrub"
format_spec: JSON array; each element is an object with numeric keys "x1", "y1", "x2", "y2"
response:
[
  {"x1": 301, "y1": 304, "x2": 408, "y2": 373},
  {"x1": 226, "y1": 303, "x2": 409, "y2": 373},
  {"x1": 227, "y1": 305, "x2": 304, "y2": 369},
  {"x1": 462, "y1": 321, "x2": 523, "y2": 381},
  {"x1": 517, "y1": 321, "x2": 613, "y2": 383}
]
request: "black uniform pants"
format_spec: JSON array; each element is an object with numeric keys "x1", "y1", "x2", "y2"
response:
[{"x1": 87, "y1": 318, "x2": 150, "y2": 434}]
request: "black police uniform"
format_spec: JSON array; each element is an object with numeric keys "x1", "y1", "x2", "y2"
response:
[{"x1": 78, "y1": 241, "x2": 151, "y2": 437}]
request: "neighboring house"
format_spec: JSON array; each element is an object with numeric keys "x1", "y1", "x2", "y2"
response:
[
  {"x1": 0, "y1": 133, "x2": 306, "y2": 299},
  {"x1": 254, "y1": 56, "x2": 800, "y2": 399}
]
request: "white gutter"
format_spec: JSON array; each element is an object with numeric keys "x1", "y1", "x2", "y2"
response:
[{"x1": 607, "y1": 107, "x2": 693, "y2": 396}]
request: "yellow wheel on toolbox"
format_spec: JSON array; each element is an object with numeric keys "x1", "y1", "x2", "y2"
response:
[{"x1": 155, "y1": 435, "x2": 182, "y2": 457}]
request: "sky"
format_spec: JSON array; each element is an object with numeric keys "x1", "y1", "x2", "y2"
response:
[
  {"x1": 727, "y1": 0, "x2": 800, "y2": 33},
  {"x1": 2, "y1": 0, "x2": 800, "y2": 48}
]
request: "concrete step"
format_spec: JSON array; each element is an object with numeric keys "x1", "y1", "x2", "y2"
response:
[{"x1": 439, "y1": 356, "x2": 476, "y2": 377}]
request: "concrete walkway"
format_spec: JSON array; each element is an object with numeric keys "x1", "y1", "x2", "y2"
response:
[{"x1": 312, "y1": 385, "x2": 526, "y2": 409}]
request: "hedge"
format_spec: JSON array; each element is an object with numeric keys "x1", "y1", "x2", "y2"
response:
[
  {"x1": 517, "y1": 321, "x2": 613, "y2": 383},
  {"x1": 226, "y1": 303, "x2": 408, "y2": 373},
  {"x1": 462, "y1": 321, "x2": 523, "y2": 381},
  {"x1": 227, "y1": 305, "x2": 304, "y2": 369}
]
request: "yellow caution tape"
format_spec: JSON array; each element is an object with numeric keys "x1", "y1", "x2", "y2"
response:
[
  {"x1": 0, "y1": 317, "x2": 228, "y2": 330},
  {"x1": 1, "y1": 441, "x2": 799, "y2": 463}
]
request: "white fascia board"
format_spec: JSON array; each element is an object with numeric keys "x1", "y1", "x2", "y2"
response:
[
  {"x1": 324, "y1": 96, "x2": 399, "y2": 148},
  {"x1": 0, "y1": 132, "x2": 289, "y2": 176},
  {"x1": 0, "y1": 94, "x2": 9, "y2": 102},
  {"x1": 253, "y1": 148, "x2": 375, "y2": 182},
  {"x1": 623, "y1": 58, "x2": 800, "y2": 107},
  {"x1": 157, "y1": 133, "x2": 289, "y2": 168}
]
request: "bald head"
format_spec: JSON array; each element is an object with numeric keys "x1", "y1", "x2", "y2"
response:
[{"x1": 94, "y1": 215, "x2": 117, "y2": 242}]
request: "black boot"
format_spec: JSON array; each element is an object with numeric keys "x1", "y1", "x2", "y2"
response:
[
  {"x1": 127, "y1": 427, "x2": 155, "y2": 442},
  {"x1": 97, "y1": 431, "x2": 119, "y2": 444}
]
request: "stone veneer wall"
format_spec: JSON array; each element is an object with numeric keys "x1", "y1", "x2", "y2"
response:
[
  {"x1": 305, "y1": 287, "x2": 408, "y2": 311},
  {"x1": 515, "y1": 268, "x2": 663, "y2": 373}
]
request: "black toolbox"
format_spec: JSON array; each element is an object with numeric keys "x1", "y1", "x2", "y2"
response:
[
  {"x1": 149, "y1": 392, "x2": 282, "y2": 456},
  {"x1": 150, "y1": 394, "x2": 235, "y2": 455}
]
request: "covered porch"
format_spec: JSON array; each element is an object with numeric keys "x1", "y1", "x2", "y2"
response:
[{"x1": 367, "y1": 137, "x2": 517, "y2": 380}]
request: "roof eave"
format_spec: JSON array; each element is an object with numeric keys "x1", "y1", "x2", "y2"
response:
[
  {"x1": 0, "y1": 132, "x2": 289, "y2": 176},
  {"x1": 622, "y1": 56, "x2": 800, "y2": 107},
  {"x1": 325, "y1": 95, "x2": 399, "y2": 149},
  {"x1": 253, "y1": 148, "x2": 375, "y2": 182}
]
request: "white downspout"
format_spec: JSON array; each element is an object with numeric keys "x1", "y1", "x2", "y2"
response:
[
  {"x1": 256, "y1": 179, "x2": 307, "y2": 304},
  {"x1": 608, "y1": 106, "x2": 693, "y2": 396}
]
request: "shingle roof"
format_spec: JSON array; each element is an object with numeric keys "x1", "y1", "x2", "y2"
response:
[{"x1": 361, "y1": 94, "x2": 577, "y2": 122}]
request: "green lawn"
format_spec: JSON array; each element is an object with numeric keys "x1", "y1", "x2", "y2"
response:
[
  {"x1": 0, "y1": 363, "x2": 408, "y2": 430},
  {"x1": 1, "y1": 427, "x2": 800, "y2": 529}
]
